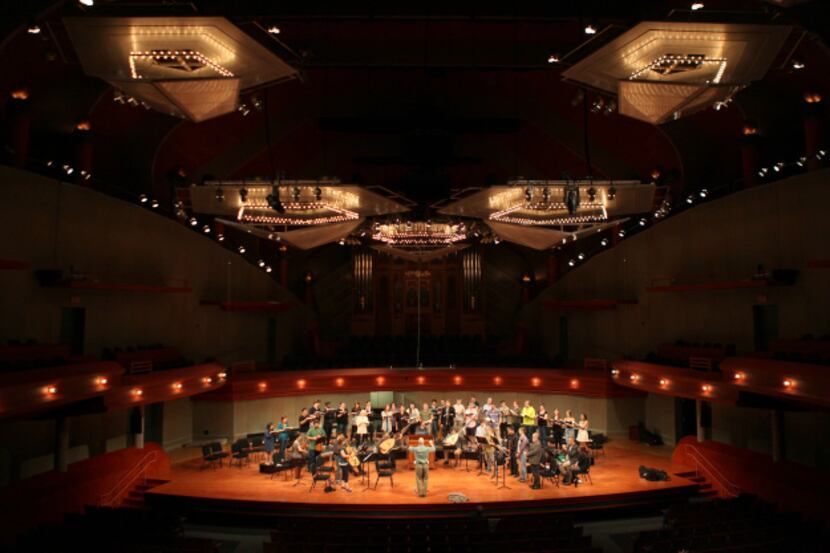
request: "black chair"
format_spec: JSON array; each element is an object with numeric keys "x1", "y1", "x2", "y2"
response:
[
  {"x1": 201, "y1": 445, "x2": 224, "y2": 470},
  {"x1": 309, "y1": 456, "x2": 333, "y2": 492},
  {"x1": 374, "y1": 457, "x2": 394, "y2": 489},
  {"x1": 230, "y1": 439, "x2": 249, "y2": 468},
  {"x1": 210, "y1": 442, "x2": 229, "y2": 465},
  {"x1": 588, "y1": 432, "x2": 607, "y2": 458}
]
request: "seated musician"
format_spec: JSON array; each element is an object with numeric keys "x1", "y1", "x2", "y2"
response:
[
  {"x1": 414, "y1": 420, "x2": 431, "y2": 435},
  {"x1": 571, "y1": 445, "x2": 591, "y2": 486},
  {"x1": 288, "y1": 434, "x2": 309, "y2": 479}
]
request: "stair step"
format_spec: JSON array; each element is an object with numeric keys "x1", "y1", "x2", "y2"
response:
[
  {"x1": 144, "y1": 478, "x2": 169, "y2": 485},
  {"x1": 127, "y1": 491, "x2": 145, "y2": 499},
  {"x1": 121, "y1": 498, "x2": 145, "y2": 508},
  {"x1": 698, "y1": 490, "x2": 719, "y2": 498},
  {"x1": 674, "y1": 471, "x2": 698, "y2": 478}
]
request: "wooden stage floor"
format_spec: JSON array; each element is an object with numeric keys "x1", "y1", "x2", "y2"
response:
[{"x1": 146, "y1": 444, "x2": 699, "y2": 517}]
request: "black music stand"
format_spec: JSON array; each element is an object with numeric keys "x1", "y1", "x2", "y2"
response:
[
  {"x1": 475, "y1": 437, "x2": 491, "y2": 477},
  {"x1": 493, "y1": 450, "x2": 510, "y2": 490},
  {"x1": 360, "y1": 452, "x2": 375, "y2": 491}
]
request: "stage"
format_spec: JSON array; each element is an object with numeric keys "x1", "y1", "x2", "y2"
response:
[{"x1": 145, "y1": 443, "x2": 700, "y2": 518}]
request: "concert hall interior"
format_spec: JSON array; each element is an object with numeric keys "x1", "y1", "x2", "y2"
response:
[{"x1": 1, "y1": 1, "x2": 830, "y2": 552}]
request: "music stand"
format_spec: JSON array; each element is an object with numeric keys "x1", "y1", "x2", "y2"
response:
[
  {"x1": 360, "y1": 452, "x2": 375, "y2": 491},
  {"x1": 494, "y1": 450, "x2": 511, "y2": 490}
]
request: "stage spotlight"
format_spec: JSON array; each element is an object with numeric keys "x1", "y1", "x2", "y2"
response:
[
  {"x1": 266, "y1": 188, "x2": 285, "y2": 213},
  {"x1": 189, "y1": 217, "x2": 198, "y2": 226},
  {"x1": 577, "y1": 252, "x2": 585, "y2": 260},
  {"x1": 202, "y1": 225, "x2": 211, "y2": 234},
  {"x1": 600, "y1": 238, "x2": 609, "y2": 247},
  {"x1": 699, "y1": 188, "x2": 708, "y2": 198},
  {"x1": 639, "y1": 217, "x2": 647, "y2": 226},
  {"x1": 139, "y1": 194, "x2": 148, "y2": 203},
  {"x1": 238, "y1": 104, "x2": 251, "y2": 116},
  {"x1": 792, "y1": 60, "x2": 805, "y2": 70},
  {"x1": 618, "y1": 229, "x2": 626, "y2": 238},
  {"x1": 257, "y1": 259, "x2": 265, "y2": 267},
  {"x1": 217, "y1": 233, "x2": 225, "y2": 242},
  {"x1": 547, "y1": 54, "x2": 560, "y2": 64},
  {"x1": 338, "y1": 238, "x2": 345, "y2": 246},
  {"x1": 79, "y1": 0, "x2": 94, "y2": 6},
  {"x1": 568, "y1": 259, "x2": 576, "y2": 267},
  {"x1": 150, "y1": 199, "x2": 159, "y2": 209},
  {"x1": 27, "y1": 24, "x2": 41, "y2": 34},
  {"x1": 265, "y1": 265, "x2": 272, "y2": 273},
  {"x1": 267, "y1": 26, "x2": 281, "y2": 35},
  {"x1": 690, "y1": 2, "x2": 704, "y2": 10},
  {"x1": 686, "y1": 195, "x2": 695, "y2": 204},
  {"x1": 238, "y1": 245, "x2": 246, "y2": 254}
]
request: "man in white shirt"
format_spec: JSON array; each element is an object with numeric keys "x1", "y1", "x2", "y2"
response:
[
  {"x1": 453, "y1": 399, "x2": 465, "y2": 432},
  {"x1": 464, "y1": 401, "x2": 479, "y2": 437}
]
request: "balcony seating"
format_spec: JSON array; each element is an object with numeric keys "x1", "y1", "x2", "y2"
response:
[
  {"x1": 12, "y1": 506, "x2": 216, "y2": 553},
  {"x1": 264, "y1": 514, "x2": 600, "y2": 553},
  {"x1": 634, "y1": 495, "x2": 828, "y2": 553},
  {"x1": 103, "y1": 344, "x2": 190, "y2": 373}
]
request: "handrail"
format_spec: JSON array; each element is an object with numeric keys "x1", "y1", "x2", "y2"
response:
[
  {"x1": 676, "y1": 443, "x2": 741, "y2": 498},
  {"x1": 98, "y1": 450, "x2": 158, "y2": 507}
]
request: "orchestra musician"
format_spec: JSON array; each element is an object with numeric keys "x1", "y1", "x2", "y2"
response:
[
  {"x1": 350, "y1": 402, "x2": 361, "y2": 437},
  {"x1": 354, "y1": 409, "x2": 370, "y2": 445},
  {"x1": 381, "y1": 404, "x2": 393, "y2": 434},
  {"x1": 441, "y1": 399, "x2": 455, "y2": 437},
  {"x1": 509, "y1": 400, "x2": 521, "y2": 433},
  {"x1": 394, "y1": 404, "x2": 407, "y2": 434},
  {"x1": 430, "y1": 399, "x2": 440, "y2": 437},
  {"x1": 263, "y1": 422, "x2": 277, "y2": 464},
  {"x1": 306, "y1": 419, "x2": 327, "y2": 472},
  {"x1": 464, "y1": 400, "x2": 479, "y2": 437},
  {"x1": 332, "y1": 435, "x2": 354, "y2": 493},
  {"x1": 322, "y1": 401, "x2": 335, "y2": 441},
  {"x1": 452, "y1": 399, "x2": 465, "y2": 433},
  {"x1": 528, "y1": 431, "x2": 544, "y2": 489},
  {"x1": 551, "y1": 408, "x2": 563, "y2": 447},
  {"x1": 298, "y1": 408, "x2": 313, "y2": 434},
  {"x1": 577, "y1": 413, "x2": 591, "y2": 445},
  {"x1": 498, "y1": 400, "x2": 510, "y2": 440},
  {"x1": 563, "y1": 409, "x2": 577, "y2": 443},
  {"x1": 276, "y1": 416, "x2": 290, "y2": 461},
  {"x1": 288, "y1": 434, "x2": 309, "y2": 479},
  {"x1": 516, "y1": 426, "x2": 529, "y2": 483},
  {"x1": 537, "y1": 404, "x2": 549, "y2": 447},
  {"x1": 520, "y1": 400, "x2": 536, "y2": 438},
  {"x1": 335, "y1": 402, "x2": 349, "y2": 436},
  {"x1": 506, "y1": 425, "x2": 519, "y2": 476}
]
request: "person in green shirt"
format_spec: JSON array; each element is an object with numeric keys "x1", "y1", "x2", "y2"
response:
[
  {"x1": 306, "y1": 421, "x2": 327, "y2": 472},
  {"x1": 520, "y1": 400, "x2": 537, "y2": 438},
  {"x1": 411, "y1": 437, "x2": 436, "y2": 497}
]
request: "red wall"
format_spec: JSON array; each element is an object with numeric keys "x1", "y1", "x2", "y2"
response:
[{"x1": 0, "y1": 443, "x2": 171, "y2": 544}]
